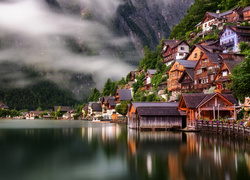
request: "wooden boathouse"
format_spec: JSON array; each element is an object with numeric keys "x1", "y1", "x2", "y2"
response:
[
  {"x1": 128, "y1": 102, "x2": 186, "y2": 130},
  {"x1": 178, "y1": 92, "x2": 239, "y2": 126}
]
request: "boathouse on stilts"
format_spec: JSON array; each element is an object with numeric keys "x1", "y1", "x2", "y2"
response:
[{"x1": 178, "y1": 93, "x2": 239, "y2": 126}]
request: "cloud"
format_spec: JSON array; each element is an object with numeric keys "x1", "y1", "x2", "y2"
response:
[{"x1": 0, "y1": 0, "x2": 135, "y2": 90}]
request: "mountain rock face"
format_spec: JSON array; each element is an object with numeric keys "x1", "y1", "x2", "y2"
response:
[
  {"x1": 114, "y1": 0, "x2": 194, "y2": 55},
  {"x1": 0, "y1": 0, "x2": 194, "y2": 106}
]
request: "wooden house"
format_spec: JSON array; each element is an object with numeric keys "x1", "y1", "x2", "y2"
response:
[
  {"x1": 200, "y1": 7, "x2": 243, "y2": 33},
  {"x1": 213, "y1": 60, "x2": 242, "y2": 93},
  {"x1": 162, "y1": 40, "x2": 189, "y2": 66},
  {"x1": 0, "y1": 102, "x2": 9, "y2": 110},
  {"x1": 27, "y1": 111, "x2": 44, "y2": 119},
  {"x1": 178, "y1": 69, "x2": 195, "y2": 92},
  {"x1": 187, "y1": 44, "x2": 222, "y2": 61},
  {"x1": 115, "y1": 89, "x2": 132, "y2": 104},
  {"x1": 99, "y1": 96, "x2": 116, "y2": 119},
  {"x1": 219, "y1": 25, "x2": 250, "y2": 53},
  {"x1": 167, "y1": 60, "x2": 197, "y2": 93},
  {"x1": 89, "y1": 102, "x2": 102, "y2": 118},
  {"x1": 127, "y1": 102, "x2": 185, "y2": 130},
  {"x1": 142, "y1": 69, "x2": 157, "y2": 91},
  {"x1": 200, "y1": 12, "x2": 226, "y2": 33},
  {"x1": 194, "y1": 51, "x2": 222, "y2": 92},
  {"x1": 243, "y1": 6, "x2": 250, "y2": 21},
  {"x1": 178, "y1": 93, "x2": 239, "y2": 126}
]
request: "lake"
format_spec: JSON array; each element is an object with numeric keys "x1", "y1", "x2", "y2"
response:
[{"x1": 0, "y1": 120, "x2": 250, "y2": 180}]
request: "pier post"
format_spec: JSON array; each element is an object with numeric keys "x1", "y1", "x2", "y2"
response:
[
  {"x1": 237, "y1": 123, "x2": 239, "y2": 135},
  {"x1": 233, "y1": 123, "x2": 234, "y2": 136},
  {"x1": 229, "y1": 123, "x2": 230, "y2": 136},
  {"x1": 243, "y1": 126, "x2": 245, "y2": 138},
  {"x1": 216, "y1": 123, "x2": 218, "y2": 134},
  {"x1": 221, "y1": 122, "x2": 223, "y2": 134},
  {"x1": 212, "y1": 122, "x2": 213, "y2": 133}
]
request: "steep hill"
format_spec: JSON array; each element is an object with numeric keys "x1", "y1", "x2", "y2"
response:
[{"x1": 0, "y1": 0, "x2": 194, "y2": 109}]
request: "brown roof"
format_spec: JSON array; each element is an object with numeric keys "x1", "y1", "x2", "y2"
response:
[
  {"x1": 53, "y1": 106, "x2": 71, "y2": 112},
  {"x1": 136, "y1": 107, "x2": 182, "y2": 116},
  {"x1": 0, "y1": 102, "x2": 9, "y2": 109},
  {"x1": 163, "y1": 40, "x2": 189, "y2": 49},
  {"x1": 131, "y1": 102, "x2": 179, "y2": 111},
  {"x1": 243, "y1": 6, "x2": 250, "y2": 12},
  {"x1": 181, "y1": 93, "x2": 238, "y2": 108},
  {"x1": 117, "y1": 89, "x2": 132, "y2": 101},
  {"x1": 224, "y1": 60, "x2": 241, "y2": 73},
  {"x1": 178, "y1": 69, "x2": 194, "y2": 83},
  {"x1": 91, "y1": 103, "x2": 102, "y2": 112},
  {"x1": 181, "y1": 93, "x2": 207, "y2": 108}
]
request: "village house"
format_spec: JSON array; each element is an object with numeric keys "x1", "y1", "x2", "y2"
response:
[
  {"x1": 0, "y1": 102, "x2": 9, "y2": 110},
  {"x1": 200, "y1": 7, "x2": 243, "y2": 33},
  {"x1": 99, "y1": 96, "x2": 116, "y2": 119},
  {"x1": 219, "y1": 25, "x2": 250, "y2": 53},
  {"x1": 142, "y1": 69, "x2": 157, "y2": 91},
  {"x1": 243, "y1": 6, "x2": 250, "y2": 21},
  {"x1": 167, "y1": 60, "x2": 197, "y2": 97},
  {"x1": 194, "y1": 51, "x2": 222, "y2": 92},
  {"x1": 178, "y1": 69, "x2": 195, "y2": 92},
  {"x1": 26, "y1": 111, "x2": 44, "y2": 119},
  {"x1": 87, "y1": 102, "x2": 102, "y2": 119},
  {"x1": 162, "y1": 40, "x2": 190, "y2": 66},
  {"x1": 127, "y1": 102, "x2": 185, "y2": 130},
  {"x1": 115, "y1": 89, "x2": 133, "y2": 104},
  {"x1": 178, "y1": 93, "x2": 239, "y2": 126},
  {"x1": 187, "y1": 44, "x2": 222, "y2": 61},
  {"x1": 213, "y1": 60, "x2": 242, "y2": 93}
]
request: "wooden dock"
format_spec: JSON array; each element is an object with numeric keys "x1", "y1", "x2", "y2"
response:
[{"x1": 196, "y1": 121, "x2": 250, "y2": 140}]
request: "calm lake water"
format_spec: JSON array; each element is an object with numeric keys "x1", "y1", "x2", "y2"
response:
[{"x1": 0, "y1": 120, "x2": 250, "y2": 180}]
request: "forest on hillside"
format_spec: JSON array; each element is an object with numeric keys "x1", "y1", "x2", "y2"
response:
[{"x1": 170, "y1": 0, "x2": 250, "y2": 40}]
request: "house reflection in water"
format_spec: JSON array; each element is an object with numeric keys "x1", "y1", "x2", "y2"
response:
[{"x1": 127, "y1": 129, "x2": 250, "y2": 180}]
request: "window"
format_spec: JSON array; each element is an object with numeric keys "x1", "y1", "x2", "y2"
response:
[
  {"x1": 225, "y1": 33, "x2": 227, "y2": 36},
  {"x1": 197, "y1": 69, "x2": 202, "y2": 75},
  {"x1": 181, "y1": 47, "x2": 185, "y2": 50},
  {"x1": 228, "y1": 31, "x2": 230, "y2": 35},
  {"x1": 195, "y1": 80, "x2": 197, "y2": 84},
  {"x1": 210, "y1": 75, "x2": 214, "y2": 81},
  {"x1": 194, "y1": 53, "x2": 197, "y2": 58},
  {"x1": 246, "y1": 11, "x2": 248, "y2": 15},
  {"x1": 222, "y1": 71, "x2": 228, "y2": 76}
]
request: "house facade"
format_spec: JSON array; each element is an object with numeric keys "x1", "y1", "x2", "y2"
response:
[
  {"x1": 194, "y1": 52, "x2": 222, "y2": 92},
  {"x1": 0, "y1": 102, "x2": 9, "y2": 110},
  {"x1": 167, "y1": 60, "x2": 197, "y2": 93},
  {"x1": 162, "y1": 40, "x2": 189, "y2": 66},
  {"x1": 243, "y1": 6, "x2": 250, "y2": 21},
  {"x1": 178, "y1": 93, "x2": 239, "y2": 126},
  {"x1": 178, "y1": 69, "x2": 195, "y2": 92},
  {"x1": 219, "y1": 25, "x2": 250, "y2": 53},
  {"x1": 213, "y1": 60, "x2": 241, "y2": 93},
  {"x1": 142, "y1": 69, "x2": 157, "y2": 91}
]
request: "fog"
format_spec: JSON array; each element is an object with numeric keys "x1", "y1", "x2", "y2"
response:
[{"x1": 0, "y1": 0, "x2": 135, "y2": 89}]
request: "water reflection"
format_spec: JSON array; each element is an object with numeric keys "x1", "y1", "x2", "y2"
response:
[
  {"x1": 127, "y1": 129, "x2": 250, "y2": 180},
  {"x1": 0, "y1": 120, "x2": 250, "y2": 180}
]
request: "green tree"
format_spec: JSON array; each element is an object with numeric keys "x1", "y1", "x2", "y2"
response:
[
  {"x1": 115, "y1": 101, "x2": 130, "y2": 117},
  {"x1": 88, "y1": 88, "x2": 101, "y2": 102},
  {"x1": 229, "y1": 56, "x2": 250, "y2": 102},
  {"x1": 55, "y1": 106, "x2": 63, "y2": 118}
]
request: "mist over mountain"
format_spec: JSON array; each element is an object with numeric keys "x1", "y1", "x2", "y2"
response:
[{"x1": 0, "y1": 0, "x2": 194, "y2": 108}]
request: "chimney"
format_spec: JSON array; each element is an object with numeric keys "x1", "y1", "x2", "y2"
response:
[{"x1": 216, "y1": 10, "x2": 220, "y2": 14}]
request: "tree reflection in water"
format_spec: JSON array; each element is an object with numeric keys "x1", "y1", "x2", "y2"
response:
[{"x1": 127, "y1": 129, "x2": 250, "y2": 180}]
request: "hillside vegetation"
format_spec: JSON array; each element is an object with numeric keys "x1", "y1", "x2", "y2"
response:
[{"x1": 170, "y1": 0, "x2": 250, "y2": 40}]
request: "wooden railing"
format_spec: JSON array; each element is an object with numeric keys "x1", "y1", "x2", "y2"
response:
[{"x1": 196, "y1": 121, "x2": 250, "y2": 139}]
